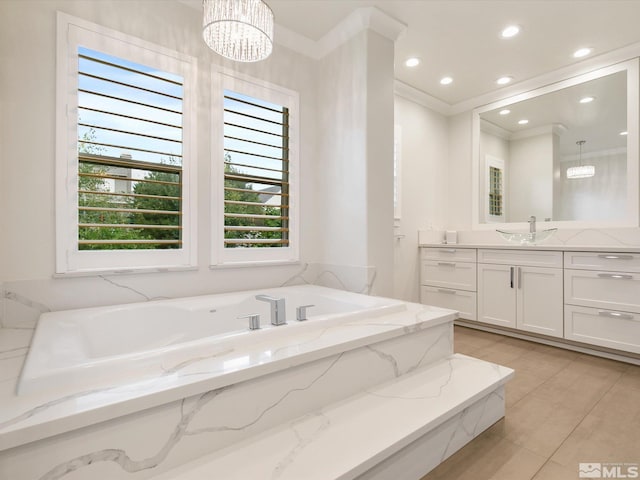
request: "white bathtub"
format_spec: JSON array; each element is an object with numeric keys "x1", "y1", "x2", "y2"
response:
[{"x1": 18, "y1": 285, "x2": 406, "y2": 395}]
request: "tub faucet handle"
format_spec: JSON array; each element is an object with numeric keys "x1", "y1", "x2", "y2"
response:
[
  {"x1": 296, "y1": 304, "x2": 315, "y2": 321},
  {"x1": 238, "y1": 313, "x2": 261, "y2": 330}
]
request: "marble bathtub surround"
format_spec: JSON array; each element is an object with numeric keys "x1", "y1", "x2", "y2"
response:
[
  {"x1": 150, "y1": 355, "x2": 512, "y2": 480},
  {"x1": 0, "y1": 303, "x2": 472, "y2": 479},
  {"x1": 0, "y1": 300, "x2": 453, "y2": 450}
]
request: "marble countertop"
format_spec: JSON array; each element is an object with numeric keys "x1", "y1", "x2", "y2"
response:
[
  {"x1": 0, "y1": 302, "x2": 456, "y2": 452},
  {"x1": 419, "y1": 243, "x2": 640, "y2": 253}
]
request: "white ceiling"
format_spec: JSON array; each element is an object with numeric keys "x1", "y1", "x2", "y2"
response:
[
  {"x1": 269, "y1": 0, "x2": 640, "y2": 107},
  {"x1": 185, "y1": 1, "x2": 640, "y2": 108}
]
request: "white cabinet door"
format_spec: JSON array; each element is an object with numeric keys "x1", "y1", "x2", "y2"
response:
[
  {"x1": 517, "y1": 266, "x2": 563, "y2": 338},
  {"x1": 478, "y1": 264, "x2": 516, "y2": 328}
]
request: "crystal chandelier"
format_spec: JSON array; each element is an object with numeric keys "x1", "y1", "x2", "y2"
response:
[
  {"x1": 567, "y1": 140, "x2": 595, "y2": 179},
  {"x1": 202, "y1": 0, "x2": 274, "y2": 62}
]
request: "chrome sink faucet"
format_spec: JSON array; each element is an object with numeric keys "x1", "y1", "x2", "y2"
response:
[
  {"x1": 528, "y1": 215, "x2": 536, "y2": 233},
  {"x1": 255, "y1": 295, "x2": 287, "y2": 326}
]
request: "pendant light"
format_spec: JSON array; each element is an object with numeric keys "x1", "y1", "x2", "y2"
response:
[
  {"x1": 567, "y1": 140, "x2": 595, "y2": 179},
  {"x1": 202, "y1": 0, "x2": 274, "y2": 63}
]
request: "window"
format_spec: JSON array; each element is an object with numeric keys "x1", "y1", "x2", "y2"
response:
[
  {"x1": 485, "y1": 154, "x2": 505, "y2": 222},
  {"x1": 56, "y1": 14, "x2": 197, "y2": 273},
  {"x1": 489, "y1": 166, "x2": 503, "y2": 216},
  {"x1": 212, "y1": 71, "x2": 299, "y2": 265}
]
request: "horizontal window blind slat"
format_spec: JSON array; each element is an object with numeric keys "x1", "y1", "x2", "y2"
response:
[
  {"x1": 224, "y1": 173, "x2": 287, "y2": 187},
  {"x1": 79, "y1": 71, "x2": 183, "y2": 101},
  {"x1": 79, "y1": 89, "x2": 182, "y2": 115},
  {"x1": 224, "y1": 238, "x2": 289, "y2": 245},
  {"x1": 79, "y1": 122, "x2": 181, "y2": 144},
  {"x1": 224, "y1": 213, "x2": 288, "y2": 220},
  {"x1": 224, "y1": 161, "x2": 284, "y2": 175},
  {"x1": 224, "y1": 148, "x2": 283, "y2": 162},
  {"x1": 79, "y1": 206, "x2": 181, "y2": 215},
  {"x1": 225, "y1": 226, "x2": 289, "y2": 232},
  {"x1": 79, "y1": 154, "x2": 182, "y2": 173},
  {"x1": 224, "y1": 109, "x2": 284, "y2": 127},
  {"x1": 79, "y1": 190, "x2": 181, "y2": 202},
  {"x1": 79, "y1": 53, "x2": 183, "y2": 86},
  {"x1": 79, "y1": 172, "x2": 181, "y2": 187},
  {"x1": 223, "y1": 94, "x2": 283, "y2": 114},
  {"x1": 79, "y1": 239, "x2": 182, "y2": 245},
  {"x1": 79, "y1": 106, "x2": 182, "y2": 130},
  {"x1": 80, "y1": 223, "x2": 182, "y2": 230},
  {"x1": 224, "y1": 186, "x2": 289, "y2": 197},
  {"x1": 224, "y1": 122, "x2": 285, "y2": 139},
  {"x1": 78, "y1": 141, "x2": 182, "y2": 159},
  {"x1": 223, "y1": 135, "x2": 285, "y2": 150}
]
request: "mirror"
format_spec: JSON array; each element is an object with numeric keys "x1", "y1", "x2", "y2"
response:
[{"x1": 472, "y1": 59, "x2": 639, "y2": 230}]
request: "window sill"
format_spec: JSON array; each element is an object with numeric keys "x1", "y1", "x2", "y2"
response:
[
  {"x1": 209, "y1": 260, "x2": 301, "y2": 270},
  {"x1": 53, "y1": 265, "x2": 199, "y2": 278}
]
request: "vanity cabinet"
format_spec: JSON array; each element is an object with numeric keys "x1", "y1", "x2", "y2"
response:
[
  {"x1": 477, "y1": 249, "x2": 564, "y2": 338},
  {"x1": 564, "y1": 252, "x2": 640, "y2": 354},
  {"x1": 420, "y1": 247, "x2": 477, "y2": 320}
]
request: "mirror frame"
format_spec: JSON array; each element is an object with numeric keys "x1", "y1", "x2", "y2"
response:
[{"x1": 471, "y1": 58, "x2": 639, "y2": 231}]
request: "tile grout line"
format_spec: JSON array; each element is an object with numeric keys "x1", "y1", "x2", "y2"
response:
[{"x1": 524, "y1": 359, "x2": 625, "y2": 480}]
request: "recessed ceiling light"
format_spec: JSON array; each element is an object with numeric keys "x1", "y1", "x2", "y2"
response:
[
  {"x1": 501, "y1": 25, "x2": 520, "y2": 38},
  {"x1": 440, "y1": 76, "x2": 453, "y2": 85},
  {"x1": 499, "y1": 109, "x2": 511, "y2": 115},
  {"x1": 620, "y1": 131, "x2": 628, "y2": 136},
  {"x1": 573, "y1": 47, "x2": 593, "y2": 58},
  {"x1": 518, "y1": 119, "x2": 529, "y2": 125},
  {"x1": 496, "y1": 76, "x2": 513, "y2": 85},
  {"x1": 405, "y1": 57, "x2": 420, "y2": 67},
  {"x1": 579, "y1": 96, "x2": 595, "y2": 104}
]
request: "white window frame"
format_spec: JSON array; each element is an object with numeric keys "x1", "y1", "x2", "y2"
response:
[
  {"x1": 211, "y1": 68, "x2": 300, "y2": 267},
  {"x1": 55, "y1": 13, "x2": 198, "y2": 275}
]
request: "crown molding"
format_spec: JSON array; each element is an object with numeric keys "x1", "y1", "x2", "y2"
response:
[
  {"x1": 275, "y1": 7, "x2": 406, "y2": 60},
  {"x1": 394, "y1": 80, "x2": 452, "y2": 116},
  {"x1": 451, "y1": 40, "x2": 640, "y2": 116}
]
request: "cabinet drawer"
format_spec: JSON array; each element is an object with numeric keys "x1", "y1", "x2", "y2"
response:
[
  {"x1": 564, "y1": 305, "x2": 640, "y2": 354},
  {"x1": 420, "y1": 247, "x2": 477, "y2": 263},
  {"x1": 421, "y1": 261, "x2": 477, "y2": 291},
  {"x1": 564, "y1": 269, "x2": 640, "y2": 313},
  {"x1": 478, "y1": 249, "x2": 562, "y2": 268},
  {"x1": 564, "y1": 251, "x2": 640, "y2": 273},
  {"x1": 420, "y1": 286, "x2": 477, "y2": 320}
]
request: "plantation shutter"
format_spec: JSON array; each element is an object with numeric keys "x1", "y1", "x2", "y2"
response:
[
  {"x1": 77, "y1": 47, "x2": 184, "y2": 250},
  {"x1": 223, "y1": 90, "x2": 290, "y2": 248}
]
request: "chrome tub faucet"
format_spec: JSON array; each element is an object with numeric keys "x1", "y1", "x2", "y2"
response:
[{"x1": 255, "y1": 294, "x2": 287, "y2": 326}]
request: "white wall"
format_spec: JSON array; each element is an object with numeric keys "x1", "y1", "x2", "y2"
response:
[
  {"x1": 555, "y1": 150, "x2": 628, "y2": 221},
  {"x1": 447, "y1": 112, "x2": 474, "y2": 230},
  {"x1": 508, "y1": 133, "x2": 554, "y2": 222},
  {"x1": 315, "y1": 29, "x2": 396, "y2": 297},
  {"x1": 393, "y1": 96, "x2": 448, "y2": 302},
  {"x1": 0, "y1": 0, "x2": 401, "y2": 381}
]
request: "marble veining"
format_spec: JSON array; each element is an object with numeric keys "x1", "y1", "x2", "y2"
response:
[
  {"x1": 146, "y1": 356, "x2": 511, "y2": 480},
  {"x1": 4, "y1": 290, "x2": 51, "y2": 315},
  {"x1": 98, "y1": 275, "x2": 159, "y2": 301},
  {"x1": 38, "y1": 351, "x2": 344, "y2": 479},
  {"x1": 40, "y1": 388, "x2": 227, "y2": 480},
  {"x1": 184, "y1": 353, "x2": 345, "y2": 437},
  {"x1": 270, "y1": 412, "x2": 332, "y2": 480}
]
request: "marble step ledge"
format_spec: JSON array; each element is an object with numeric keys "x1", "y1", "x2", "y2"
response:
[{"x1": 151, "y1": 353, "x2": 514, "y2": 480}]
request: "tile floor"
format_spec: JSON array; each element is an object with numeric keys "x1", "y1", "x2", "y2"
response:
[{"x1": 421, "y1": 325, "x2": 640, "y2": 480}]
